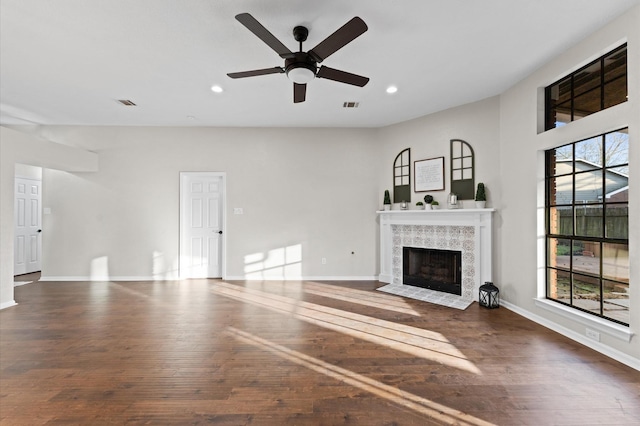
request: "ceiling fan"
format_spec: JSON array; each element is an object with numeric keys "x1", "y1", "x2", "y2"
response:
[{"x1": 227, "y1": 13, "x2": 369, "y2": 103}]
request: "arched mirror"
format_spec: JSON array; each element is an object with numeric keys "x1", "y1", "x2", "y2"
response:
[
  {"x1": 393, "y1": 148, "x2": 411, "y2": 203},
  {"x1": 450, "y1": 139, "x2": 475, "y2": 199}
]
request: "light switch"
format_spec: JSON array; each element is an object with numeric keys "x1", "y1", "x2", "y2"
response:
[
  {"x1": 233, "y1": 207, "x2": 244, "y2": 215},
  {"x1": 44, "y1": 207, "x2": 52, "y2": 215}
]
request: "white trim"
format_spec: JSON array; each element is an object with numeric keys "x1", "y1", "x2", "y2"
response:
[
  {"x1": 40, "y1": 276, "x2": 159, "y2": 282},
  {"x1": 224, "y1": 275, "x2": 378, "y2": 281},
  {"x1": 533, "y1": 298, "x2": 633, "y2": 342},
  {"x1": 606, "y1": 184, "x2": 628, "y2": 198},
  {"x1": 501, "y1": 300, "x2": 639, "y2": 371},
  {"x1": 39, "y1": 275, "x2": 379, "y2": 282},
  {"x1": 0, "y1": 300, "x2": 18, "y2": 310}
]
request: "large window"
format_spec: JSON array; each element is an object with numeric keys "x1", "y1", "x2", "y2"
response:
[
  {"x1": 545, "y1": 128, "x2": 629, "y2": 325},
  {"x1": 545, "y1": 44, "x2": 627, "y2": 131}
]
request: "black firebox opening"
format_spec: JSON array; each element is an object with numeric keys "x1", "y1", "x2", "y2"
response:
[{"x1": 402, "y1": 247, "x2": 462, "y2": 296}]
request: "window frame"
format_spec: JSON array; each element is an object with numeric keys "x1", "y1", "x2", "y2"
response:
[
  {"x1": 545, "y1": 43, "x2": 627, "y2": 131},
  {"x1": 544, "y1": 128, "x2": 629, "y2": 326}
]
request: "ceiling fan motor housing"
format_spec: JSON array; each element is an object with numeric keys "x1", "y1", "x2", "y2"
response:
[
  {"x1": 293, "y1": 25, "x2": 309, "y2": 43},
  {"x1": 285, "y1": 53, "x2": 317, "y2": 83}
]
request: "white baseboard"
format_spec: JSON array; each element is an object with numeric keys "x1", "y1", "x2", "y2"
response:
[
  {"x1": 224, "y1": 275, "x2": 378, "y2": 281},
  {"x1": 39, "y1": 275, "x2": 379, "y2": 282},
  {"x1": 39, "y1": 276, "x2": 158, "y2": 282},
  {"x1": 501, "y1": 300, "x2": 639, "y2": 371},
  {"x1": 0, "y1": 300, "x2": 17, "y2": 310}
]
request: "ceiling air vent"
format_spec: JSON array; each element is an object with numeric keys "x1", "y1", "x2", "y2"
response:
[
  {"x1": 117, "y1": 99, "x2": 137, "y2": 106},
  {"x1": 343, "y1": 102, "x2": 359, "y2": 108}
]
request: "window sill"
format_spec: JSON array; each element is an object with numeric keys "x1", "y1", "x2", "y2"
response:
[{"x1": 535, "y1": 298, "x2": 633, "y2": 342}]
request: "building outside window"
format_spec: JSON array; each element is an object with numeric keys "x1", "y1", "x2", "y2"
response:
[{"x1": 545, "y1": 128, "x2": 629, "y2": 325}]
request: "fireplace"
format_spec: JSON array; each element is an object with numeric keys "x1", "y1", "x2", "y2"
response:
[
  {"x1": 403, "y1": 247, "x2": 462, "y2": 295},
  {"x1": 377, "y1": 209, "x2": 494, "y2": 308}
]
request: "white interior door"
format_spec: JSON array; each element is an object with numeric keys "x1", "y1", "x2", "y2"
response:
[
  {"x1": 14, "y1": 177, "x2": 42, "y2": 275},
  {"x1": 180, "y1": 173, "x2": 224, "y2": 278}
]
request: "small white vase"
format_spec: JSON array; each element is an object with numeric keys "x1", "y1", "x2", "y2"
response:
[
  {"x1": 475, "y1": 201, "x2": 486, "y2": 209},
  {"x1": 383, "y1": 205, "x2": 391, "y2": 211}
]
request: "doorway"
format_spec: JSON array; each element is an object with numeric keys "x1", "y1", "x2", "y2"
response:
[
  {"x1": 179, "y1": 172, "x2": 225, "y2": 279},
  {"x1": 14, "y1": 176, "x2": 42, "y2": 276}
]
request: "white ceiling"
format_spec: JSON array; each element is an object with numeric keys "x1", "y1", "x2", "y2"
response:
[{"x1": 1, "y1": 0, "x2": 638, "y2": 128}]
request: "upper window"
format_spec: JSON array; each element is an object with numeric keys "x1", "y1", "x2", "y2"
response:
[
  {"x1": 545, "y1": 44, "x2": 627, "y2": 131},
  {"x1": 545, "y1": 128, "x2": 629, "y2": 325}
]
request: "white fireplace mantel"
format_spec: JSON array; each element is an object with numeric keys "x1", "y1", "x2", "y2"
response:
[{"x1": 377, "y1": 208, "x2": 495, "y2": 302}]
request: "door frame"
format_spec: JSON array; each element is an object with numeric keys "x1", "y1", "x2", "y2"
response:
[
  {"x1": 179, "y1": 172, "x2": 226, "y2": 279},
  {"x1": 14, "y1": 176, "x2": 42, "y2": 276}
]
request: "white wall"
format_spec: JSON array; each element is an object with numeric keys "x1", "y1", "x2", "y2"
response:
[
  {"x1": 34, "y1": 126, "x2": 381, "y2": 281},
  {"x1": 377, "y1": 96, "x2": 501, "y2": 209},
  {"x1": 8, "y1": 98, "x2": 502, "y2": 288},
  {"x1": 499, "y1": 6, "x2": 639, "y2": 363},
  {"x1": 15, "y1": 164, "x2": 42, "y2": 180},
  {"x1": 0, "y1": 126, "x2": 98, "y2": 308}
]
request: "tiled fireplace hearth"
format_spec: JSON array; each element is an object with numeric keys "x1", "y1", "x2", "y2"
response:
[{"x1": 377, "y1": 209, "x2": 494, "y2": 309}]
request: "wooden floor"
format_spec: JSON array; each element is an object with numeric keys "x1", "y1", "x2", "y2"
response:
[{"x1": 1, "y1": 279, "x2": 639, "y2": 425}]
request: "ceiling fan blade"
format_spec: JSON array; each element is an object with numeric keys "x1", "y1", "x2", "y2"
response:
[
  {"x1": 294, "y1": 83, "x2": 306, "y2": 103},
  {"x1": 316, "y1": 66, "x2": 369, "y2": 87},
  {"x1": 235, "y1": 13, "x2": 294, "y2": 59},
  {"x1": 308, "y1": 17, "x2": 368, "y2": 63},
  {"x1": 227, "y1": 67, "x2": 284, "y2": 79}
]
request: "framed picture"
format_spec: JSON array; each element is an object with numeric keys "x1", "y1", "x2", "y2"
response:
[{"x1": 414, "y1": 156, "x2": 445, "y2": 192}]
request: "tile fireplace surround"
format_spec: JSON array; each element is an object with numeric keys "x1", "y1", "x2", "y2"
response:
[{"x1": 377, "y1": 209, "x2": 495, "y2": 309}]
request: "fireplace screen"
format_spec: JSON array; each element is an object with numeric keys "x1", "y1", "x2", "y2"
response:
[{"x1": 403, "y1": 247, "x2": 462, "y2": 295}]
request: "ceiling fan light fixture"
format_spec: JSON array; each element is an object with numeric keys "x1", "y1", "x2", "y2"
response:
[
  {"x1": 286, "y1": 65, "x2": 315, "y2": 84},
  {"x1": 386, "y1": 86, "x2": 398, "y2": 94}
]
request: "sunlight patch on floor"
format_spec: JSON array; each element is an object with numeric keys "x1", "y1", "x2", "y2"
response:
[
  {"x1": 212, "y1": 282, "x2": 480, "y2": 374},
  {"x1": 303, "y1": 281, "x2": 421, "y2": 316},
  {"x1": 226, "y1": 327, "x2": 494, "y2": 426}
]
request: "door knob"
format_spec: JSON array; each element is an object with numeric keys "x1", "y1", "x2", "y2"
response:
[
  {"x1": 218, "y1": 230, "x2": 223, "y2": 234},
  {"x1": 37, "y1": 229, "x2": 42, "y2": 233}
]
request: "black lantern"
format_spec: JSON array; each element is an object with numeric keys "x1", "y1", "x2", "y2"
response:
[{"x1": 479, "y1": 282, "x2": 499, "y2": 309}]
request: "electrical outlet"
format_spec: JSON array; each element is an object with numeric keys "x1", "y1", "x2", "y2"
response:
[
  {"x1": 321, "y1": 257, "x2": 327, "y2": 265},
  {"x1": 586, "y1": 328, "x2": 600, "y2": 341}
]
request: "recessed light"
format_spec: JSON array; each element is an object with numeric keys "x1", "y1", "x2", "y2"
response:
[
  {"x1": 386, "y1": 86, "x2": 398, "y2": 94},
  {"x1": 211, "y1": 85, "x2": 224, "y2": 93}
]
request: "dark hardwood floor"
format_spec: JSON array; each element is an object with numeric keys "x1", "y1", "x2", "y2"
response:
[{"x1": 1, "y1": 279, "x2": 639, "y2": 425}]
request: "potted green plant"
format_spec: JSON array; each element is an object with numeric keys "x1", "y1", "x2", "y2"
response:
[
  {"x1": 475, "y1": 183, "x2": 487, "y2": 208},
  {"x1": 423, "y1": 194, "x2": 434, "y2": 210},
  {"x1": 431, "y1": 200, "x2": 440, "y2": 210},
  {"x1": 416, "y1": 201, "x2": 425, "y2": 210},
  {"x1": 383, "y1": 190, "x2": 391, "y2": 211}
]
